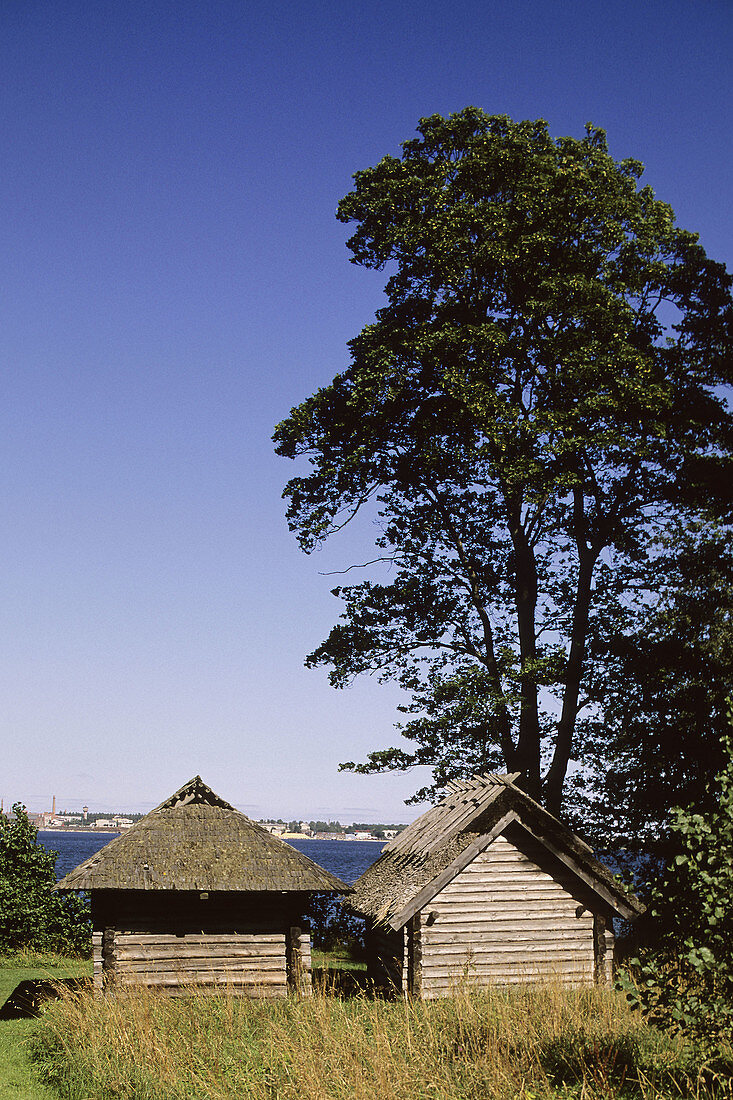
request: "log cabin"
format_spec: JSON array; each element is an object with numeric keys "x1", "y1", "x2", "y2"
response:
[
  {"x1": 55, "y1": 776, "x2": 348, "y2": 996},
  {"x1": 349, "y1": 773, "x2": 643, "y2": 999}
]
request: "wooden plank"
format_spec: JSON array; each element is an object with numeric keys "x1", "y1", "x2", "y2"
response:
[
  {"x1": 421, "y1": 964, "x2": 594, "y2": 981},
  {"x1": 449, "y1": 870, "x2": 559, "y2": 884},
  {"x1": 390, "y1": 775, "x2": 506, "y2": 857},
  {"x1": 448, "y1": 867, "x2": 559, "y2": 882},
  {"x1": 115, "y1": 933, "x2": 285, "y2": 945},
  {"x1": 593, "y1": 912, "x2": 615, "y2": 986},
  {"x1": 420, "y1": 974, "x2": 595, "y2": 991},
  {"x1": 408, "y1": 913, "x2": 422, "y2": 998},
  {"x1": 422, "y1": 957, "x2": 594, "y2": 974},
  {"x1": 389, "y1": 812, "x2": 520, "y2": 930},
  {"x1": 433, "y1": 890, "x2": 582, "y2": 905},
  {"x1": 513, "y1": 819, "x2": 639, "y2": 920},
  {"x1": 422, "y1": 944, "x2": 593, "y2": 961},
  {"x1": 422, "y1": 930, "x2": 594, "y2": 947},
  {"x1": 431, "y1": 880, "x2": 572, "y2": 897},
  {"x1": 116, "y1": 943, "x2": 286, "y2": 960},
  {"x1": 436, "y1": 884, "x2": 574, "y2": 899},
  {"x1": 119, "y1": 957, "x2": 286, "y2": 974},
  {"x1": 421, "y1": 974, "x2": 595, "y2": 989},
  {"x1": 430, "y1": 903, "x2": 587, "y2": 919},
  {"x1": 422, "y1": 916, "x2": 592, "y2": 932},
  {"x1": 118, "y1": 972, "x2": 287, "y2": 986},
  {"x1": 426, "y1": 785, "x2": 497, "y2": 850}
]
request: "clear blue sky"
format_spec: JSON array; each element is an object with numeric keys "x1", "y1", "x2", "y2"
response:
[{"x1": 1, "y1": 0, "x2": 730, "y2": 820}]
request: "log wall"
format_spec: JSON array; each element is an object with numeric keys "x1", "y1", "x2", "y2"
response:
[
  {"x1": 112, "y1": 931, "x2": 288, "y2": 996},
  {"x1": 90, "y1": 890, "x2": 311, "y2": 997},
  {"x1": 417, "y1": 836, "x2": 596, "y2": 998}
]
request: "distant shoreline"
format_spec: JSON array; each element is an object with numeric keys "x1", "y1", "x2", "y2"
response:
[
  {"x1": 37, "y1": 828, "x2": 385, "y2": 842},
  {"x1": 38, "y1": 828, "x2": 121, "y2": 835}
]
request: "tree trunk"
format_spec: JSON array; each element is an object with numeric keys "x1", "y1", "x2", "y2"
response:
[
  {"x1": 545, "y1": 547, "x2": 597, "y2": 815},
  {"x1": 508, "y1": 507, "x2": 542, "y2": 800}
]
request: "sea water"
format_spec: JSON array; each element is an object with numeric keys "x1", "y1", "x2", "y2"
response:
[{"x1": 40, "y1": 831, "x2": 383, "y2": 885}]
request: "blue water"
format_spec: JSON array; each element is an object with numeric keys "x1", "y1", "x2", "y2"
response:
[{"x1": 40, "y1": 831, "x2": 383, "y2": 886}]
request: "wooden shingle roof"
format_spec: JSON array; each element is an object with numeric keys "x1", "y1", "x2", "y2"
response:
[
  {"x1": 56, "y1": 776, "x2": 348, "y2": 894},
  {"x1": 349, "y1": 773, "x2": 643, "y2": 928}
]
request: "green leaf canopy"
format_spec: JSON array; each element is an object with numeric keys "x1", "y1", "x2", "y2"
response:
[{"x1": 275, "y1": 109, "x2": 733, "y2": 822}]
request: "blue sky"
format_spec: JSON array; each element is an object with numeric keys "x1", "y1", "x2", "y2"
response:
[{"x1": 1, "y1": 0, "x2": 730, "y2": 819}]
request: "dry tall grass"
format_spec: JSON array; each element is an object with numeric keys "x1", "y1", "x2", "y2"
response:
[{"x1": 30, "y1": 979, "x2": 732, "y2": 1100}]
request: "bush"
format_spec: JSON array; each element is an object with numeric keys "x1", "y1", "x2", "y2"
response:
[
  {"x1": 619, "y1": 718, "x2": 733, "y2": 1070},
  {"x1": 0, "y1": 803, "x2": 91, "y2": 956}
]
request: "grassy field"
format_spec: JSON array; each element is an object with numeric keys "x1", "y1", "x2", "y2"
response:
[
  {"x1": 0, "y1": 953, "x2": 90, "y2": 1100},
  {"x1": 29, "y1": 975, "x2": 733, "y2": 1100},
  {"x1": 3, "y1": 952, "x2": 731, "y2": 1100}
]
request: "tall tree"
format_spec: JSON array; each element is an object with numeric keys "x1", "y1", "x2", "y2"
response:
[
  {"x1": 574, "y1": 519, "x2": 733, "y2": 846},
  {"x1": 275, "y1": 109, "x2": 733, "y2": 819}
]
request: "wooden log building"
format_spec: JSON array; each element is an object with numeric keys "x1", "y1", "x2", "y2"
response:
[
  {"x1": 349, "y1": 773, "x2": 643, "y2": 999},
  {"x1": 56, "y1": 776, "x2": 348, "y2": 996}
]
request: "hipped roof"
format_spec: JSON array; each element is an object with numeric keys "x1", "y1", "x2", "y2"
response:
[
  {"x1": 349, "y1": 773, "x2": 643, "y2": 928},
  {"x1": 56, "y1": 776, "x2": 348, "y2": 894}
]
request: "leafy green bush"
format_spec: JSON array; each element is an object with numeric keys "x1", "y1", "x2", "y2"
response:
[
  {"x1": 0, "y1": 803, "x2": 90, "y2": 956},
  {"x1": 619, "y1": 718, "x2": 733, "y2": 1069}
]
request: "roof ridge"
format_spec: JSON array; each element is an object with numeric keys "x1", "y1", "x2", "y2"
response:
[{"x1": 153, "y1": 776, "x2": 237, "y2": 813}]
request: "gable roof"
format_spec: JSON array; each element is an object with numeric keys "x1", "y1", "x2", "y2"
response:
[
  {"x1": 56, "y1": 776, "x2": 348, "y2": 894},
  {"x1": 349, "y1": 773, "x2": 643, "y2": 928}
]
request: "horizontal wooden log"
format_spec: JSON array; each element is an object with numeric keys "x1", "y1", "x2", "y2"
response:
[
  {"x1": 450, "y1": 867, "x2": 557, "y2": 881},
  {"x1": 438, "y1": 881, "x2": 573, "y2": 896},
  {"x1": 421, "y1": 978, "x2": 594, "y2": 997},
  {"x1": 114, "y1": 933, "x2": 285, "y2": 945},
  {"x1": 153, "y1": 986, "x2": 288, "y2": 999},
  {"x1": 423, "y1": 918, "x2": 592, "y2": 934},
  {"x1": 420, "y1": 968, "x2": 594, "y2": 986},
  {"x1": 118, "y1": 958, "x2": 286, "y2": 975},
  {"x1": 421, "y1": 957, "x2": 594, "y2": 973},
  {"x1": 117, "y1": 970, "x2": 287, "y2": 986},
  {"x1": 116, "y1": 943, "x2": 287, "y2": 961},
  {"x1": 421, "y1": 963, "x2": 594, "y2": 979},
  {"x1": 421, "y1": 948, "x2": 594, "y2": 964},
  {"x1": 422, "y1": 941, "x2": 593, "y2": 957},
  {"x1": 430, "y1": 905, "x2": 588, "y2": 921},
  {"x1": 420, "y1": 970, "x2": 594, "y2": 987},
  {"x1": 433, "y1": 898, "x2": 581, "y2": 913},
  {"x1": 421, "y1": 959, "x2": 594, "y2": 975},
  {"x1": 422, "y1": 924, "x2": 594, "y2": 941},
  {"x1": 422, "y1": 943, "x2": 593, "y2": 959}
]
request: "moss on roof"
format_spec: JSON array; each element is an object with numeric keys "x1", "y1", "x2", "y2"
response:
[{"x1": 56, "y1": 776, "x2": 348, "y2": 894}]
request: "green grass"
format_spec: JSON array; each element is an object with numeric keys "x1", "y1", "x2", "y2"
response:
[
  {"x1": 312, "y1": 948, "x2": 367, "y2": 970},
  {"x1": 31, "y1": 978, "x2": 732, "y2": 1100},
  {"x1": 0, "y1": 952, "x2": 90, "y2": 1100},
  {"x1": 5, "y1": 952, "x2": 731, "y2": 1100}
]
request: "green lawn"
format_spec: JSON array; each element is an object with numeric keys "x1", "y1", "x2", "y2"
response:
[
  {"x1": 311, "y1": 948, "x2": 366, "y2": 971},
  {"x1": 0, "y1": 953, "x2": 90, "y2": 1100},
  {"x1": 0, "y1": 951, "x2": 358, "y2": 1099}
]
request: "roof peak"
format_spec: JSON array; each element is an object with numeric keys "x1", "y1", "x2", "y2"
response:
[{"x1": 154, "y1": 776, "x2": 237, "y2": 812}]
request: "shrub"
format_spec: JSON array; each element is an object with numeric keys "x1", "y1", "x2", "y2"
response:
[
  {"x1": 619, "y1": 718, "x2": 733, "y2": 1069},
  {"x1": 0, "y1": 803, "x2": 91, "y2": 956}
]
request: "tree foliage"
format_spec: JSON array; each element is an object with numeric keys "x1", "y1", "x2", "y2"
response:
[
  {"x1": 275, "y1": 109, "x2": 733, "y2": 821},
  {"x1": 578, "y1": 520, "x2": 733, "y2": 845},
  {"x1": 0, "y1": 804, "x2": 90, "y2": 955},
  {"x1": 619, "y1": 713, "x2": 733, "y2": 1066}
]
